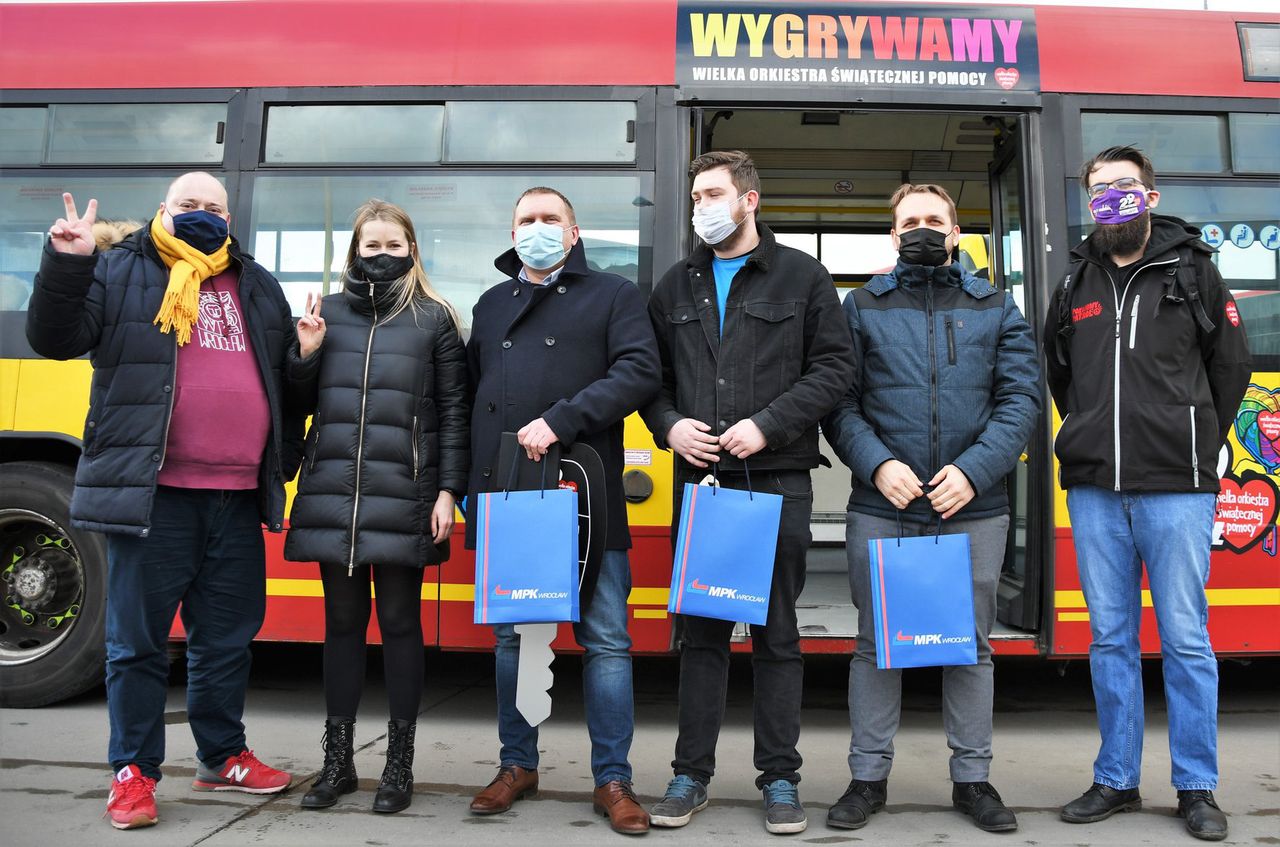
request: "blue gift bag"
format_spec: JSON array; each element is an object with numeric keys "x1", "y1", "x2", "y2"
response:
[
  {"x1": 668, "y1": 471, "x2": 783, "y2": 626},
  {"x1": 474, "y1": 485, "x2": 580, "y2": 625},
  {"x1": 867, "y1": 530, "x2": 977, "y2": 669}
]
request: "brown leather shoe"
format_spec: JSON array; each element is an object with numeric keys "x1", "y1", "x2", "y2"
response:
[
  {"x1": 593, "y1": 780, "x2": 650, "y2": 835},
  {"x1": 469, "y1": 765, "x2": 538, "y2": 815}
]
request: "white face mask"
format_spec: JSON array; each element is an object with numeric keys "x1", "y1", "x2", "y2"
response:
[{"x1": 692, "y1": 194, "x2": 745, "y2": 245}]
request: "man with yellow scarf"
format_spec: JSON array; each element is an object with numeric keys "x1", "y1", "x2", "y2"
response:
[{"x1": 26, "y1": 172, "x2": 307, "y2": 831}]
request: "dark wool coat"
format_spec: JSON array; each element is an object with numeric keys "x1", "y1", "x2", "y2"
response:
[
  {"x1": 25, "y1": 231, "x2": 305, "y2": 536},
  {"x1": 465, "y1": 240, "x2": 661, "y2": 550},
  {"x1": 284, "y1": 281, "x2": 469, "y2": 568}
]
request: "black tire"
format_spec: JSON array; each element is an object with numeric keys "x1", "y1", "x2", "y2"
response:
[{"x1": 0, "y1": 461, "x2": 107, "y2": 707}]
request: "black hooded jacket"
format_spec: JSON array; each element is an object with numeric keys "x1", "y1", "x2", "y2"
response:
[
  {"x1": 1043, "y1": 214, "x2": 1252, "y2": 493},
  {"x1": 284, "y1": 280, "x2": 469, "y2": 568}
]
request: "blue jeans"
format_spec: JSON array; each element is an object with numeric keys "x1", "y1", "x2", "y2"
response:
[
  {"x1": 1067, "y1": 485, "x2": 1219, "y2": 791},
  {"x1": 106, "y1": 487, "x2": 266, "y2": 781},
  {"x1": 493, "y1": 548, "x2": 633, "y2": 786}
]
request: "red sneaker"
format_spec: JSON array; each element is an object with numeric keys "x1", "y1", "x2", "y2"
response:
[
  {"x1": 105, "y1": 764, "x2": 158, "y2": 830},
  {"x1": 191, "y1": 749, "x2": 292, "y2": 794}
]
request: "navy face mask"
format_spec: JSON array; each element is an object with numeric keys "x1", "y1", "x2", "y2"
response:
[
  {"x1": 352, "y1": 253, "x2": 413, "y2": 282},
  {"x1": 170, "y1": 210, "x2": 229, "y2": 254}
]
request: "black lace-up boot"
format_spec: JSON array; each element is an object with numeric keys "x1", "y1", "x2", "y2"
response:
[
  {"x1": 300, "y1": 717, "x2": 357, "y2": 809},
  {"x1": 373, "y1": 719, "x2": 415, "y2": 813}
]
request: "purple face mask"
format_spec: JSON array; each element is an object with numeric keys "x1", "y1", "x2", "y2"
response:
[{"x1": 1089, "y1": 187, "x2": 1147, "y2": 225}]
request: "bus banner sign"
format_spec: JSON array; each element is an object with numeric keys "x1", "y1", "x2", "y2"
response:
[{"x1": 677, "y1": 3, "x2": 1040, "y2": 99}]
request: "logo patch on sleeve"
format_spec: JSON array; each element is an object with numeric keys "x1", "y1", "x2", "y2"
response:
[{"x1": 1226, "y1": 301, "x2": 1240, "y2": 327}]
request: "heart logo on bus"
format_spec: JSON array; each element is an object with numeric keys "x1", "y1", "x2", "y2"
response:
[
  {"x1": 1258, "y1": 411, "x2": 1280, "y2": 443},
  {"x1": 1215, "y1": 472, "x2": 1278, "y2": 553},
  {"x1": 994, "y1": 68, "x2": 1020, "y2": 90}
]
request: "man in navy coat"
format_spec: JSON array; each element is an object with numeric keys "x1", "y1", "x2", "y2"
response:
[{"x1": 465, "y1": 187, "x2": 660, "y2": 835}]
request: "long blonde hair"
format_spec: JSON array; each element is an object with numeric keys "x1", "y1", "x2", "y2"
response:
[{"x1": 344, "y1": 199, "x2": 461, "y2": 330}]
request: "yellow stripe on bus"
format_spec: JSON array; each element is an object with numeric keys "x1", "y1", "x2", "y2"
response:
[
  {"x1": 1055, "y1": 588, "x2": 1280, "y2": 610},
  {"x1": 266, "y1": 579, "x2": 673, "y2": 607}
]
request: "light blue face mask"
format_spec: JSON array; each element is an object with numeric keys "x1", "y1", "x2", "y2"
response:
[{"x1": 515, "y1": 221, "x2": 571, "y2": 270}]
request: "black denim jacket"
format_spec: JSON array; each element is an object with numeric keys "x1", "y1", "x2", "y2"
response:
[{"x1": 642, "y1": 224, "x2": 854, "y2": 473}]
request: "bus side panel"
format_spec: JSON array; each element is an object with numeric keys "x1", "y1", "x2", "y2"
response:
[{"x1": 1050, "y1": 373, "x2": 1280, "y2": 657}]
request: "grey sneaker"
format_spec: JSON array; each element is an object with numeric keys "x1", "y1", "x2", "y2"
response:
[
  {"x1": 762, "y1": 779, "x2": 807, "y2": 834},
  {"x1": 649, "y1": 774, "x2": 708, "y2": 828}
]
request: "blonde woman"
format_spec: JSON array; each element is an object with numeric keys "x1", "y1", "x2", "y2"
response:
[{"x1": 284, "y1": 200, "x2": 468, "y2": 814}]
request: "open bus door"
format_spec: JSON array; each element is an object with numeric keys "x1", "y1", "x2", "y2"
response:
[{"x1": 987, "y1": 116, "x2": 1047, "y2": 649}]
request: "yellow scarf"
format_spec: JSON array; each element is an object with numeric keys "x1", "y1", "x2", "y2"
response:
[{"x1": 149, "y1": 211, "x2": 231, "y2": 346}]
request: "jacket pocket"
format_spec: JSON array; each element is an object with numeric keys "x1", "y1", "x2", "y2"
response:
[
  {"x1": 945, "y1": 315, "x2": 957, "y2": 365},
  {"x1": 411, "y1": 415, "x2": 420, "y2": 482},
  {"x1": 1121, "y1": 401, "x2": 1196, "y2": 487},
  {"x1": 1053, "y1": 406, "x2": 1107, "y2": 472},
  {"x1": 744, "y1": 301, "x2": 801, "y2": 401}
]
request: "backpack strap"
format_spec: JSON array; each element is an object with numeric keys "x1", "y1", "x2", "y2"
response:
[
  {"x1": 1053, "y1": 255, "x2": 1086, "y2": 367},
  {"x1": 1176, "y1": 243, "x2": 1217, "y2": 339}
]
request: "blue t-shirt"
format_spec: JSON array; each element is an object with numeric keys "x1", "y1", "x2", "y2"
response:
[{"x1": 711, "y1": 253, "x2": 751, "y2": 330}]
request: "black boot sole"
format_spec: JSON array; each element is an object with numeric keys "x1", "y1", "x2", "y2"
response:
[
  {"x1": 372, "y1": 796, "x2": 412, "y2": 814},
  {"x1": 1060, "y1": 799, "x2": 1142, "y2": 823}
]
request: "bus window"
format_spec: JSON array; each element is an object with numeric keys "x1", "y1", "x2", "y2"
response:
[
  {"x1": 45, "y1": 104, "x2": 226, "y2": 166},
  {"x1": 264, "y1": 105, "x2": 444, "y2": 164},
  {"x1": 443, "y1": 101, "x2": 636, "y2": 164},
  {"x1": 0, "y1": 107, "x2": 47, "y2": 165},
  {"x1": 248, "y1": 173, "x2": 652, "y2": 318},
  {"x1": 1228, "y1": 113, "x2": 1280, "y2": 175},
  {"x1": 1082, "y1": 113, "x2": 1229, "y2": 174}
]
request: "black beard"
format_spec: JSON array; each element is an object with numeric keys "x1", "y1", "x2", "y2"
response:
[{"x1": 1092, "y1": 211, "x2": 1151, "y2": 258}]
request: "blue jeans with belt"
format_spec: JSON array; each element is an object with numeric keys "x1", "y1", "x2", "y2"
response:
[
  {"x1": 1067, "y1": 485, "x2": 1220, "y2": 791},
  {"x1": 492, "y1": 548, "x2": 634, "y2": 786},
  {"x1": 105, "y1": 486, "x2": 266, "y2": 781}
]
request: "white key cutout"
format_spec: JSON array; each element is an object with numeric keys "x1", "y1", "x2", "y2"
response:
[{"x1": 514, "y1": 622, "x2": 557, "y2": 726}]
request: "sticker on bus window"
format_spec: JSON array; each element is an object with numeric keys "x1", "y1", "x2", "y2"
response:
[
  {"x1": 1229, "y1": 224, "x2": 1255, "y2": 249},
  {"x1": 625, "y1": 449, "x2": 652, "y2": 466},
  {"x1": 1200, "y1": 224, "x2": 1225, "y2": 248},
  {"x1": 1260, "y1": 225, "x2": 1279, "y2": 251}
]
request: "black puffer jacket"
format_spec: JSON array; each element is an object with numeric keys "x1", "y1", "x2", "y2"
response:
[
  {"x1": 284, "y1": 280, "x2": 469, "y2": 568},
  {"x1": 25, "y1": 231, "x2": 305, "y2": 536}
]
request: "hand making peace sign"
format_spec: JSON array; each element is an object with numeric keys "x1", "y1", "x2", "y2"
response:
[
  {"x1": 297, "y1": 291, "x2": 327, "y2": 358},
  {"x1": 48, "y1": 193, "x2": 98, "y2": 256}
]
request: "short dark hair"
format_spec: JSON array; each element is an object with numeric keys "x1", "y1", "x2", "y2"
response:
[
  {"x1": 889, "y1": 183, "x2": 958, "y2": 228},
  {"x1": 513, "y1": 186, "x2": 576, "y2": 225},
  {"x1": 689, "y1": 150, "x2": 761, "y2": 198},
  {"x1": 1079, "y1": 145, "x2": 1156, "y2": 190}
]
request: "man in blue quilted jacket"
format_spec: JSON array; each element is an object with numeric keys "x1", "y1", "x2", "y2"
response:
[{"x1": 822, "y1": 184, "x2": 1041, "y2": 834}]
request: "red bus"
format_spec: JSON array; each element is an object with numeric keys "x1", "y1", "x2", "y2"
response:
[{"x1": 1, "y1": 0, "x2": 1277, "y2": 707}]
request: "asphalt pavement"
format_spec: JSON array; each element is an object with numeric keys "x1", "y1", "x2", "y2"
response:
[{"x1": 3, "y1": 648, "x2": 1277, "y2": 846}]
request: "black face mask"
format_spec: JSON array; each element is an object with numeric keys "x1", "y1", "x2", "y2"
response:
[
  {"x1": 352, "y1": 253, "x2": 413, "y2": 282},
  {"x1": 897, "y1": 227, "x2": 952, "y2": 267}
]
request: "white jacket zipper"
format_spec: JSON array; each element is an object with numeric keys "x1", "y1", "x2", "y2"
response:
[
  {"x1": 1107, "y1": 256, "x2": 1177, "y2": 491},
  {"x1": 1128, "y1": 295, "x2": 1140, "y2": 349},
  {"x1": 348, "y1": 284, "x2": 379, "y2": 576},
  {"x1": 1189, "y1": 405, "x2": 1200, "y2": 488}
]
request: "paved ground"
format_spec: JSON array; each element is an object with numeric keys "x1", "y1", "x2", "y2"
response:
[{"x1": 2, "y1": 648, "x2": 1277, "y2": 846}]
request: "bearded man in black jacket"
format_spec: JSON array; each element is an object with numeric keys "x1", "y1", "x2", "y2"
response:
[{"x1": 1046, "y1": 146, "x2": 1251, "y2": 842}]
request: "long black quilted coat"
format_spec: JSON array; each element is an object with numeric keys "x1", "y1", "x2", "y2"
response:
[
  {"x1": 283, "y1": 279, "x2": 469, "y2": 568},
  {"x1": 25, "y1": 232, "x2": 305, "y2": 536}
]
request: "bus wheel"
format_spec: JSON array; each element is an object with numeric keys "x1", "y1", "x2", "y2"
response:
[{"x1": 0, "y1": 462, "x2": 106, "y2": 707}]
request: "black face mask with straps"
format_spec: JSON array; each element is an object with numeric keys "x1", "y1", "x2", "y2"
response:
[{"x1": 897, "y1": 227, "x2": 951, "y2": 267}]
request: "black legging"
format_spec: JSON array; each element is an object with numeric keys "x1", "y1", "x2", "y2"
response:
[{"x1": 319, "y1": 562, "x2": 425, "y2": 722}]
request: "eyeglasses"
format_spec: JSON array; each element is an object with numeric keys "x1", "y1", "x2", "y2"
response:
[{"x1": 1086, "y1": 177, "x2": 1146, "y2": 199}]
